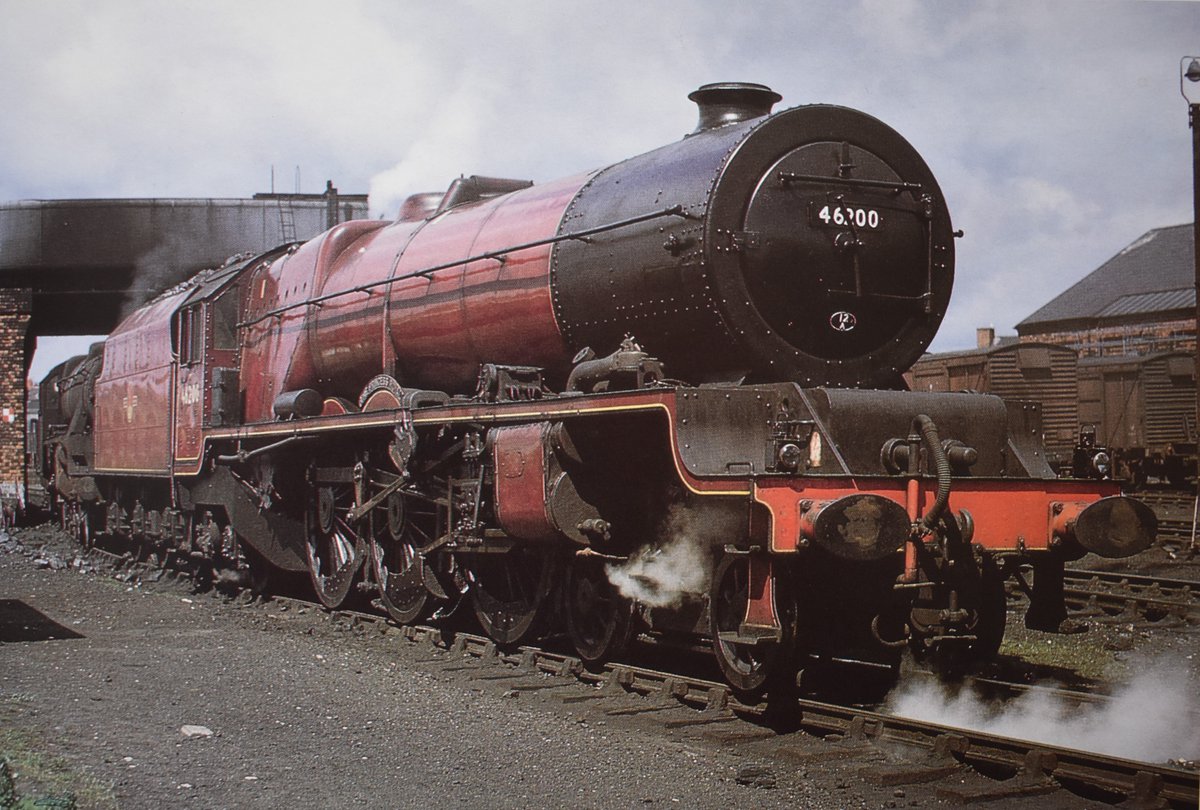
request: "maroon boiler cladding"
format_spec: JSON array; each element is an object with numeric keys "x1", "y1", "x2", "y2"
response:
[{"x1": 238, "y1": 84, "x2": 955, "y2": 423}]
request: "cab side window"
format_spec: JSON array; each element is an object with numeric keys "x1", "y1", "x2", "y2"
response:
[
  {"x1": 177, "y1": 307, "x2": 205, "y2": 365},
  {"x1": 178, "y1": 309, "x2": 192, "y2": 364},
  {"x1": 211, "y1": 290, "x2": 238, "y2": 351}
]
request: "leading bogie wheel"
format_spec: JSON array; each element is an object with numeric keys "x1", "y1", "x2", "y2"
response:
[
  {"x1": 932, "y1": 557, "x2": 1007, "y2": 672},
  {"x1": 709, "y1": 553, "x2": 797, "y2": 701},
  {"x1": 565, "y1": 555, "x2": 635, "y2": 665},
  {"x1": 967, "y1": 557, "x2": 1007, "y2": 661}
]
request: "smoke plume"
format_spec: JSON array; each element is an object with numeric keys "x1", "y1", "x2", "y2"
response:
[{"x1": 885, "y1": 656, "x2": 1200, "y2": 765}]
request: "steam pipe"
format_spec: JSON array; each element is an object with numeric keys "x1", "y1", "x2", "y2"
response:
[
  {"x1": 566, "y1": 354, "x2": 623, "y2": 393},
  {"x1": 914, "y1": 414, "x2": 952, "y2": 532},
  {"x1": 215, "y1": 435, "x2": 312, "y2": 464},
  {"x1": 902, "y1": 414, "x2": 952, "y2": 582},
  {"x1": 904, "y1": 477, "x2": 920, "y2": 581},
  {"x1": 565, "y1": 338, "x2": 662, "y2": 393}
]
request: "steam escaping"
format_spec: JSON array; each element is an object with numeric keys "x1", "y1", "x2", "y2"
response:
[
  {"x1": 885, "y1": 658, "x2": 1200, "y2": 765},
  {"x1": 605, "y1": 501, "x2": 740, "y2": 608},
  {"x1": 367, "y1": 83, "x2": 496, "y2": 219},
  {"x1": 605, "y1": 536, "x2": 712, "y2": 609},
  {"x1": 122, "y1": 231, "x2": 198, "y2": 320}
]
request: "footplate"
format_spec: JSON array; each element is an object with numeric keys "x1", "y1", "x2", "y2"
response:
[{"x1": 719, "y1": 623, "x2": 784, "y2": 645}]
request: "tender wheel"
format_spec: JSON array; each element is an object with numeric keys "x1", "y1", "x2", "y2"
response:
[
  {"x1": 368, "y1": 488, "x2": 430, "y2": 625},
  {"x1": 304, "y1": 483, "x2": 365, "y2": 609},
  {"x1": 565, "y1": 555, "x2": 634, "y2": 664},
  {"x1": 467, "y1": 548, "x2": 557, "y2": 646},
  {"x1": 63, "y1": 502, "x2": 92, "y2": 549},
  {"x1": 78, "y1": 504, "x2": 93, "y2": 550},
  {"x1": 710, "y1": 554, "x2": 796, "y2": 701}
]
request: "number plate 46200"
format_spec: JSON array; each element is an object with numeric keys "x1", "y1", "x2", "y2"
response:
[{"x1": 809, "y1": 202, "x2": 883, "y2": 231}]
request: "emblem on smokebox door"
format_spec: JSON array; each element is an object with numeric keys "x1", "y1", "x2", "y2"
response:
[{"x1": 830, "y1": 311, "x2": 857, "y2": 332}]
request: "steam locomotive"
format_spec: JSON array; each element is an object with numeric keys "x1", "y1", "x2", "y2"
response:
[{"x1": 34, "y1": 83, "x2": 1155, "y2": 697}]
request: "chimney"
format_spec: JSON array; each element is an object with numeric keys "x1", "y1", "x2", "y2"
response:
[
  {"x1": 976, "y1": 326, "x2": 996, "y2": 349},
  {"x1": 688, "y1": 82, "x2": 782, "y2": 134},
  {"x1": 324, "y1": 180, "x2": 338, "y2": 228}
]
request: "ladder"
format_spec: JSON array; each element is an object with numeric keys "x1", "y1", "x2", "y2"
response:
[{"x1": 277, "y1": 199, "x2": 296, "y2": 242}]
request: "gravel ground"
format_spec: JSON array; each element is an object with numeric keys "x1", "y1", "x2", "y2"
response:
[
  {"x1": 1, "y1": 524, "x2": 1196, "y2": 809},
  {"x1": 0, "y1": 526, "x2": 898, "y2": 810}
]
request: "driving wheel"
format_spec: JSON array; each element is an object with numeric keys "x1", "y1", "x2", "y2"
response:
[
  {"x1": 368, "y1": 487, "x2": 431, "y2": 624},
  {"x1": 304, "y1": 482, "x2": 365, "y2": 609},
  {"x1": 467, "y1": 548, "x2": 557, "y2": 646}
]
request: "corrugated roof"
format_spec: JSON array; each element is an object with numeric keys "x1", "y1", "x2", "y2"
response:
[
  {"x1": 1078, "y1": 350, "x2": 1191, "y2": 370},
  {"x1": 1017, "y1": 223, "x2": 1194, "y2": 333},
  {"x1": 911, "y1": 341, "x2": 1072, "y2": 363},
  {"x1": 1095, "y1": 287, "x2": 1195, "y2": 318}
]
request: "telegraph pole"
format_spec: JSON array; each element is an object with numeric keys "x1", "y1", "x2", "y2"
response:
[{"x1": 1182, "y1": 57, "x2": 1200, "y2": 554}]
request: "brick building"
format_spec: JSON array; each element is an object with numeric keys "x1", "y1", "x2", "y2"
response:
[
  {"x1": 0, "y1": 289, "x2": 31, "y2": 519},
  {"x1": 1016, "y1": 223, "x2": 1195, "y2": 356},
  {"x1": 1013, "y1": 223, "x2": 1197, "y2": 478}
]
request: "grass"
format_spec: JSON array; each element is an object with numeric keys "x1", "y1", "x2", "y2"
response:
[
  {"x1": 998, "y1": 628, "x2": 1130, "y2": 683},
  {"x1": 0, "y1": 702, "x2": 117, "y2": 810}
]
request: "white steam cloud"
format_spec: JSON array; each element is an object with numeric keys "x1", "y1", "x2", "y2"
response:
[
  {"x1": 606, "y1": 536, "x2": 712, "y2": 609},
  {"x1": 605, "y1": 502, "x2": 742, "y2": 609},
  {"x1": 885, "y1": 658, "x2": 1200, "y2": 765}
]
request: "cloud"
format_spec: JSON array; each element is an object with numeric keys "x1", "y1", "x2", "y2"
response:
[{"x1": 3, "y1": 0, "x2": 1197, "y2": 364}]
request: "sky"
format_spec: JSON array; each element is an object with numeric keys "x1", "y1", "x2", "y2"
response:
[{"x1": 5, "y1": 0, "x2": 1199, "y2": 382}]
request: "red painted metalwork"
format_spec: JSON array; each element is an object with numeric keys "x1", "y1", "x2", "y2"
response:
[
  {"x1": 741, "y1": 556, "x2": 780, "y2": 630},
  {"x1": 379, "y1": 173, "x2": 586, "y2": 391},
  {"x1": 754, "y1": 476, "x2": 1122, "y2": 555},
  {"x1": 240, "y1": 220, "x2": 389, "y2": 422},
  {"x1": 174, "y1": 358, "x2": 203, "y2": 465},
  {"x1": 320, "y1": 398, "x2": 355, "y2": 417},
  {"x1": 492, "y1": 423, "x2": 557, "y2": 542},
  {"x1": 94, "y1": 292, "x2": 183, "y2": 474},
  {"x1": 360, "y1": 388, "x2": 402, "y2": 412},
  {"x1": 238, "y1": 174, "x2": 588, "y2": 423}
]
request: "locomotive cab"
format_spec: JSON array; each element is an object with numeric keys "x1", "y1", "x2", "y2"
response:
[{"x1": 172, "y1": 273, "x2": 243, "y2": 473}]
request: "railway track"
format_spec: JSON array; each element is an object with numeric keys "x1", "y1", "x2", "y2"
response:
[
  {"x1": 1061, "y1": 569, "x2": 1200, "y2": 622},
  {"x1": 319, "y1": 604, "x2": 1198, "y2": 807},
  {"x1": 1135, "y1": 490, "x2": 1199, "y2": 546},
  {"x1": 20, "y1": 535, "x2": 1199, "y2": 807}
]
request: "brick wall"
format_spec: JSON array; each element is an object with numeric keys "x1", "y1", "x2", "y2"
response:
[
  {"x1": 1021, "y1": 317, "x2": 1196, "y2": 358},
  {"x1": 0, "y1": 288, "x2": 32, "y2": 509}
]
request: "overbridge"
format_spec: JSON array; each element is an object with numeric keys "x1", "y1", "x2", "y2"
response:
[{"x1": 0, "y1": 184, "x2": 368, "y2": 507}]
